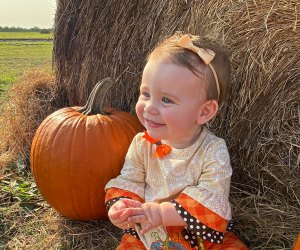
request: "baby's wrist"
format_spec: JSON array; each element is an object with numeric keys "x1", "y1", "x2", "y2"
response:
[
  {"x1": 160, "y1": 202, "x2": 186, "y2": 226},
  {"x1": 142, "y1": 202, "x2": 163, "y2": 228},
  {"x1": 159, "y1": 202, "x2": 173, "y2": 225}
]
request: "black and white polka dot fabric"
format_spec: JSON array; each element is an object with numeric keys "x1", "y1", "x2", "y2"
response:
[
  {"x1": 123, "y1": 227, "x2": 140, "y2": 239},
  {"x1": 182, "y1": 228, "x2": 201, "y2": 248},
  {"x1": 171, "y1": 200, "x2": 225, "y2": 244},
  {"x1": 226, "y1": 219, "x2": 235, "y2": 231},
  {"x1": 105, "y1": 196, "x2": 130, "y2": 211}
]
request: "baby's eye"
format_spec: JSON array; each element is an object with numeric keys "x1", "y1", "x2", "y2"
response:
[
  {"x1": 162, "y1": 97, "x2": 173, "y2": 104},
  {"x1": 141, "y1": 91, "x2": 150, "y2": 98}
]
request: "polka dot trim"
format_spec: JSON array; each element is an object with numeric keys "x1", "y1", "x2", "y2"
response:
[
  {"x1": 171, "y1": 200, "x2": 224, "y2": 244},
  {"x1": 227, "y1": 219, "x2": 235, "y2": 231},
  {"x1": 123, "y1": 227, "x2": 140, "y2": 240},
  {"x1": 105, "y1": 196, "x2": 130, "y2": 211},
  {"x1": 182, "y1": 228, "x2": 199, "y2": 248}
]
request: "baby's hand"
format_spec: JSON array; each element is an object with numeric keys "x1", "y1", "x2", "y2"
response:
[
  {"x1": 122, "y1": 200, "x2": 162, "y2": 234},
  {"x1": 108, "y1": 199, "x2": 134, "y2": 229}
]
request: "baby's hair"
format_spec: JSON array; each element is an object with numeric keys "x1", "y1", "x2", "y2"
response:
[{"x1": 147, "y1": 33, "x2": 231, "y2": 105}]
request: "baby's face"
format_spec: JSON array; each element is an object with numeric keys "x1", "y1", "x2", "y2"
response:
[{"x1": 136, "y1": 60, "x2": 208, "y2": 148}]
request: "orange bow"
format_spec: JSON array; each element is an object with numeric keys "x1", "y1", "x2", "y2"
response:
[
  {"x1": 177, "y1": 34, "x2": 220, "y2": 100},
  {"x1": 142, "y1": 131, "x2": 172, "y2": 158}
]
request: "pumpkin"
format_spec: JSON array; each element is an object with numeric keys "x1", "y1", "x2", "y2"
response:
[
  {"x1": 294, "y1": 234, "x2": 300, "y2": 250},
  {"x1": 30, "y1": 78, "x2": 144, "y2": 220}
]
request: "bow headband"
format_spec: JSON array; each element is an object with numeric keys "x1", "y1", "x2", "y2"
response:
[{"x1": 177, "y1": 34, "x2": 220, "y2": 100}]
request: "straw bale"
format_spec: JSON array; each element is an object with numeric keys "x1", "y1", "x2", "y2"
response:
[
  {"x1": 54, "y1": 0, "x2": 300, "y2": 248},
  {"x1": 0, "y1": 70, "x2": 63, "y2": 168}
]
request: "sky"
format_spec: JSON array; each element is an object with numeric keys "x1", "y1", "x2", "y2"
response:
[{"x1": 0, "y1": 0, "x2": 57, "y2": 29}]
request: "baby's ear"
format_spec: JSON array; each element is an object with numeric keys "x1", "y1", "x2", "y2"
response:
[{"x1": 197, "y1": 100, "x2": 219, "y2": 125}]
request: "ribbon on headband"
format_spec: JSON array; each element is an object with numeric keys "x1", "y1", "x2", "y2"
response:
[
  {"x1": 177, "y1": 34, "x2": 220, "y2": 100},
  {"x1": 142, "y1": 131, "x2": 172, "y2": 158}
]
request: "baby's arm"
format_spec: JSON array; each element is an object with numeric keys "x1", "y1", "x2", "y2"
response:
[{"x1": 121, "y1": 199, "x2": 187, "y2": 234}]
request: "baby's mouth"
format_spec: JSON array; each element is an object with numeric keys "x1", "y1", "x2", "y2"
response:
[{"x1": 145, "y1": 119, "x2": 165, "y2": 128}]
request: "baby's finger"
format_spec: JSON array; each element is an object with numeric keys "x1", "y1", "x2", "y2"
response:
[
  {"x1": 116, "y1": 221, "x2": 129, "y2": 229},
  {"x1": 108, "y1": 209, "x2": 123, "y2": 220},
  {"x1": 123, "y1": 199, "x2": 143, "y2": 208},
  {"x1": 113, "y1": 200, "x2": 127, "y2": 210},
  {"x1": 140, "y1": 222, "x2": 153, "y2": 234},
  {"x1": 120, "y1": 207, "x2": 145, "y2": 219},
  {"x1": 128, "y1": 214, "x2": 148, "y2": 224}
]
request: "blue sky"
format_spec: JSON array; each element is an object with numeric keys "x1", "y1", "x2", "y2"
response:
[{"x1": 0, "y1": 0, "x2": 57, "y2": 28}]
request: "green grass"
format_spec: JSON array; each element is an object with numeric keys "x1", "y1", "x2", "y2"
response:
[
  {"x1": 0, "y1": 41, "x2": 53, "y2": 92},
  {"x1": 0, "y1": 32, "x2": 53, "y2": 39}
]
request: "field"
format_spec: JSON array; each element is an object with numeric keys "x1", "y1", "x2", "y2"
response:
[
  {"x1": 0, "y1": 32, "x2": 53, "y2": 93},
  {"x1": 0, "y1": 32, "x2": 53, "y2": 39}
]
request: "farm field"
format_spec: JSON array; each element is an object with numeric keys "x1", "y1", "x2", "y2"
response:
[
  {"x1": 0, "y1": 32, "x2": 53, "y2": 94},
  {"x1": 0, "y1": 32, "x2": 53, "y2": 39}
]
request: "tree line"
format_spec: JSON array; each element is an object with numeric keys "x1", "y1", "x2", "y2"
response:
[{"x1": 0, "y1": 26, "x2": 53, "y2": 34}]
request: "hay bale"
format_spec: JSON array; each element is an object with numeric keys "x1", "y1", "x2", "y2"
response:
[
  {"x1": 55, "y1": 0, "x2": 299, "y2": 248},
  {"x1": 54, "y1": 0, "x2": 193, "y2": 110},
  {"x1": 209, "y1": 2, "x2": 300, "y2": 248},
  {"x1": 0, "y1": 70, "x2": 64, "y2": 168}
]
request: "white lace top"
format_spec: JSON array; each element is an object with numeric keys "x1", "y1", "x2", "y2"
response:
[{"x1": 105, "y1": 127, "x2": 232, "y2": 220}]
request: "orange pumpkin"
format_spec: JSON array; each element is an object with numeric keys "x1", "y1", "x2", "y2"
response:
[
  {"x1": 294, "y1": 233, "x2": 300, "y2": 250},
  {"x1": 30, "y1": 78, "x2": 143, "y2": 220}
]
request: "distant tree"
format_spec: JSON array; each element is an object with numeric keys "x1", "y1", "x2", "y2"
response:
[
  {"x1": 40, "y1": 29, "x2": 52, "y2": 34},
  {"x1": 0, "y1": 26, "x2": 52, "y2": 33},
  {"x1": 30, "y1": 26, "x2": 40, "y2": 32}
]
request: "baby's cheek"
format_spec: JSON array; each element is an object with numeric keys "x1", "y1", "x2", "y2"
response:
[
  {"x1": 161, "y1": 110, "x2": 177, "y2": 125},
  {"x1": 135, "y1": 102, "x2": 145, "y2": 124}
]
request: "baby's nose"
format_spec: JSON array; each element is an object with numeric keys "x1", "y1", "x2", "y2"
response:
[{"x1": 144, "y1": 101, "x2": 159, "y2": 115}]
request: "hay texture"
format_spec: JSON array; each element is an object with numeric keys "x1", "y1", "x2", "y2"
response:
[
  {"x1": 0, "y1": 70, "x2": 62, "y2": 168},
  {"x1": 22, "y1": 0, "x2": 299, "y2": 248}
]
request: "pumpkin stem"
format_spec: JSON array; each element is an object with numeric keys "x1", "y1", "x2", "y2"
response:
[{"x1": 77, "y1": 77, "x2": 114, "y2": 115}]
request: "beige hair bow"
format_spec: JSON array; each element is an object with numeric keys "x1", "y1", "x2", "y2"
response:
[{"x1": 177, "y1": 34, "x2": 220, "y2": 100}]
